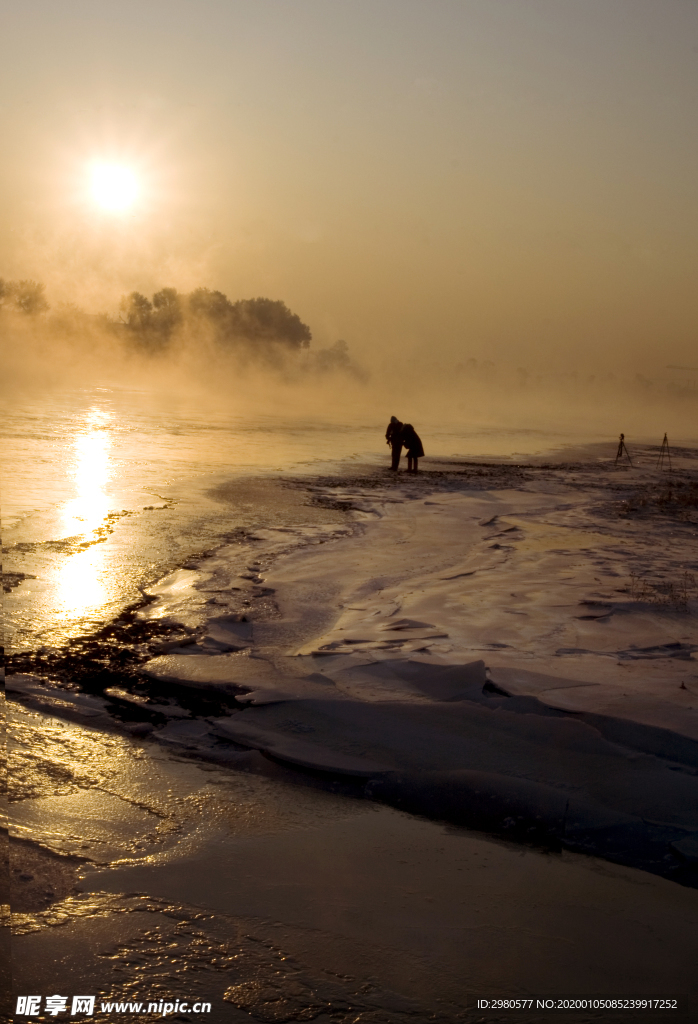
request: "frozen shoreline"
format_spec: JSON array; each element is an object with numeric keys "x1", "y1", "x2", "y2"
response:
[
  {"x1": 8, "y1": 450, "x2": 698, "y2": 833},
  {"x1": 15, "y1": 450, "x2": 695, "y2": 881}
]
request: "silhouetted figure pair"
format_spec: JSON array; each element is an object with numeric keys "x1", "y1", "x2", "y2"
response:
[{"x1": 385, "y1": 416, "x2": 424, "y2": 473}]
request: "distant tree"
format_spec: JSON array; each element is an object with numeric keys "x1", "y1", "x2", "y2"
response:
[
  {"x1": 0, "y1": 279, "x2": 49, "y2": 314},
  {"x1": 15, "y1": 280, "x2": 50, "y2": 314},
  {"x1": 312, "y1": 339, "x2": 351, "y2": 372},
  {"x1": 120, "y1": 292, "x2": 153, "y2": 331},
  {"x1": 152, "y1": 288, "x2": 183, "y2": 337},
  {"x1": 117, "y1": 284, "x2": 312, "y2": 357},
  {"x1": 188, "y1": 288, "x2": 233, "y2": 323},
  {"x1": 227, "y1": 298, "x2": 311, "y2": 349},
  {"x1": 309, "y1": 339, "x2": 368, "y2": 381},
  {"x1": 119, "y1": 291, "x2": 170, "y2": 351},
  {"x1": 187, "y1": 290, "x2": 311, "y2": 351}
]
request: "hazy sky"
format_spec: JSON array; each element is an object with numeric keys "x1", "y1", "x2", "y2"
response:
[{"x1": 2, "y1": 0, "x2": 697, "y2": 368}]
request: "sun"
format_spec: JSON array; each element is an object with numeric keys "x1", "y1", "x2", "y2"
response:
[{"x1": 90, "y1": 163, "x2": 139, "y2": 211}]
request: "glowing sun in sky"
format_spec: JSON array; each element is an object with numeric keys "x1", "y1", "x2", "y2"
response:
[{"x1": 90, "y1": 163, "x2": 139, "y2": 211}]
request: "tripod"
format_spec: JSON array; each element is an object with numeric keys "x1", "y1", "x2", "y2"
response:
[
  {"x1": 615, "y1": 433, "x2": 632, "y2": 466},
  {"x1": 657, "y1": 432, "x2": 672, "y2": 471}
]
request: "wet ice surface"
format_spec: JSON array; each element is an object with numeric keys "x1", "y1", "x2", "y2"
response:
[
  {"x1": 8, "y1": 704, "x2": 368, "y2": 860},
  {"x1": 10, "y1": 709, "x2": 698, "y2": 1021}
]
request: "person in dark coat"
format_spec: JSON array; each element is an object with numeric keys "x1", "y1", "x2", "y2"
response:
[
  {"x1": 385, "y1": 415, "x2": 404, "y2": 471},
  {"x1": 401, "y1": 423, "x2": 424, "y2": 473}
]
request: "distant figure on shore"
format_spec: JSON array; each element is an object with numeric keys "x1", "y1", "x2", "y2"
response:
[
  {"x1": 385, "y1": 415, "x2": 404, "y2": 471},
  {"x1": 401, "y1": 423, "x2": 424, "y2": 473}
]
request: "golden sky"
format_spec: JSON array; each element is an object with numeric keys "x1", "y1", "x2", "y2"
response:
[{"x1": 2, "y1": 0, "x2": 697, "y2": 369}]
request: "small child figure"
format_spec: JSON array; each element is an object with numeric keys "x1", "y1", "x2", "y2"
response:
[{"x1": 401, "y1": 423, "x2": 424, "y2": 473}]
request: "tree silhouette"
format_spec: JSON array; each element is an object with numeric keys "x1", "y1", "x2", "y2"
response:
[
  {"x1": 119, "y1": 285, "x2": 312, "y2": 356},
  {"x1": 188, "y1": 288, "x2": 233, "y2": 323},
  {"x1": 152, "y1": 288, "x2": 183, "y2": 337},
  {"x1": 0, "y1": 279, "x2": 49, "y2": 314},
  {"x1": 121, "y1": 292, "x2": 153, "y2": 331},
  {"x1": 186, "y1": 289, "x2": 311, "y2": 350},
  {"x1": 228, "y1": 297, "x2": 311, "y2": 349}
]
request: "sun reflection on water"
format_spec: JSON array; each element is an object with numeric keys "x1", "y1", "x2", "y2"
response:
[
  {"x1": 62, "y1": 408, "x2": 113, "y2": 534},
  {"x1": 56, "y1": 544, "x2": 108, "y2": 618},
  {"x1": 57, "y1": 408, "x2": 114, "y2": 617}
]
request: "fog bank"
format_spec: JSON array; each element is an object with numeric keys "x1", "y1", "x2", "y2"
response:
[{"x1": 3, "y1": 300, "x2": 697, "y2": 450}]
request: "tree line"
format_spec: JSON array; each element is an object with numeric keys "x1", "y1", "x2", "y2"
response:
[
  {"x1": 1, "y1": 277, "x2": 313, "y2": 354},
  {"x1": 118, "y1": 287, "x2": 312, "y2": 352},
  {"x1": 0, "y1": 275, "x2": 369, "y2": 378}
]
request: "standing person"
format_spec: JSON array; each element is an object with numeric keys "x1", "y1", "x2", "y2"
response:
[
  {"x1": 401, "y1": 423, "x2": 424, "y2": 473},
  {"x1": 385, "y1": 416, "x2": 404, "y2": 471}
]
